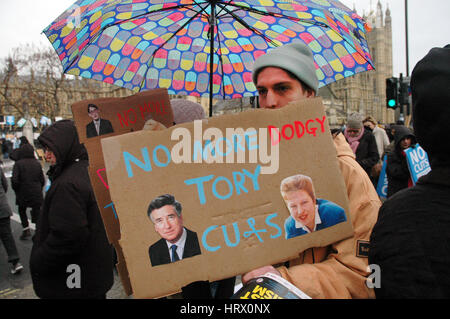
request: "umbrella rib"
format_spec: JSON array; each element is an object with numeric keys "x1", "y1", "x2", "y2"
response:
[
  {"x1": 219, "y1": 1, "x2": 328, "y2": 27},
  {"x1": 138, "y1": 7, "x2": 209, "y2": 91},
  {"x1": 211, "y1": 4, "x2": 228, "y2": 99},
  {"x1": 214, "y1": 31, "x2": 226, "y2": 99},
  {"x1": 216, "y1": 3, "x2": 280, "y2": 47},
  {"x1": 218, "y1": 1, "x2": 372, "y2": 66}
]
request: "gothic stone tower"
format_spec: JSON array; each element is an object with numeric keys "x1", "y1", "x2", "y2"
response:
[{"x1": 320, "y1": 1, "x2": 394, "y2": 125}]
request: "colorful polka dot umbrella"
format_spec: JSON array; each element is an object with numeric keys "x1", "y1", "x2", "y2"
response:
[{"x1": 44, "y1": 0, "x2": 374, "y2": 114}]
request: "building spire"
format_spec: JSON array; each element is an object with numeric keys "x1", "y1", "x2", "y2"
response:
[{"x1": 376, "y1": 0, "x2": 383, "y2": 28}]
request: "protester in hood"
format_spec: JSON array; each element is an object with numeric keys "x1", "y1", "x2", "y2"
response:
[
  {"x1": 11, "y1": 142, "x2": 45, "y2": 240},
  {"x1": 0, "y1": 165, "x2": 24, "y2": 275},
  {"x1": 369, "y1": 44, "x2": 450, "y2": 298},
  {"x1": 385, "y1": 125, "x2": 416, "y2": 198},
  {"x1": 10, "y1": 136, "x2": 30, "y2": 161},
  {"x1": 30, "y1": 120, "x2": 113, "y2": 299},
  {"x1": 242, "y1": 42, "x2": 381, "y2": 299},
  {"x1": 1, "y1": 138, "x2": 13, "y2": 159},
  {"x1": 344, "y1": 113, "x2": 379, "y2": 179}
]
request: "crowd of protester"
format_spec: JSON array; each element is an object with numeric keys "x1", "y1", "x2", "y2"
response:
[{"x1": 1, "y1": 43, "x2": 449, "y2": 300}]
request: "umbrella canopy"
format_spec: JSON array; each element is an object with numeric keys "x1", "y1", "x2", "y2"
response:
[{"x1": 44, "y1": 0, "x2": 374, "y2": 115}]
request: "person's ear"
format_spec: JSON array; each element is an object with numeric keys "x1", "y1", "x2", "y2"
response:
[{"x1": 307, "y1": 89, "x2": 316, "y2": 98}]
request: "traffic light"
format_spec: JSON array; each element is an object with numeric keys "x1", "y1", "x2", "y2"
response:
[
  {"x1": 399, "y1": 78, "x2": 410, "y2": 106},
  {"x1": 386, "y1": 77, "x2": 399, "y2": 109}
]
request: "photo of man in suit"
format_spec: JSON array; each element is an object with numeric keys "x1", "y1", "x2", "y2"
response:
[
  {"x1": 86, "y1": 103, "x2": 114, "y2": 138},
  {"x1": 147, "y1": 194, "x2": 202, "y2": 267}
]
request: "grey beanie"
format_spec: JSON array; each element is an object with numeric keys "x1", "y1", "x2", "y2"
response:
[
  {"x1": 347, "y1": 113, "x2": 364, "y2": 129},
  {"x1": 252, "y1": 42, "x2": 319, "y2": 94},
  {"x1": 171, "y1": 98, "x2": 205, "y2": 124}
]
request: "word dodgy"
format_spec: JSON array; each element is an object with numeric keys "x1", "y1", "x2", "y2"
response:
[{"x1": 268, "y1": 116, "x2": 327, "y2": 145}]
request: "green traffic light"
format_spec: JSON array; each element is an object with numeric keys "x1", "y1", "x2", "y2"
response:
[{"x1": 388, "y1": 99, "x2": 396, "y2": 107}]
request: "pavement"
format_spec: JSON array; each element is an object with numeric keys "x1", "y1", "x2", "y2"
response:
[{"x1": 0, "y1": 272, "x2": 131, "y2": 299}]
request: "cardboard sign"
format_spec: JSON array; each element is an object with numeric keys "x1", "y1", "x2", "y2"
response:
[
  {"x1": 376, "y1": 155, "x2": 388, "y2": 199},
  {"x1": 71, "y1": 88, "x2": 174, "y2": 295},
  {"x1": 101, "y1": 98, "x2": 353, "y2": 299},
  {"x1": 404, "y1": 144, "x2": 431, "y2": 184}
]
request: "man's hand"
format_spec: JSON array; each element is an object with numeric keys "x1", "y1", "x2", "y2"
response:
[{"x1": 242, "y1": 266, "x2": 281, "y2": 285}]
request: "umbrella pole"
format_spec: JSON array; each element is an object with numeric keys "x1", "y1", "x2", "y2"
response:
[{"x1": 209, "y1": 1, "x2": 216, "y2": 117}]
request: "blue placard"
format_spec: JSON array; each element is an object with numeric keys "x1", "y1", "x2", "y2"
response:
[
  {"x1": 376, "y1": 154, "x2": 388, "y2": 199},
  {"x1": 6, "y1": 115, "x2": 15, "y2": 125},
  {"x1": 404, "y1": 144, "x2": 431, "y2": 185}
]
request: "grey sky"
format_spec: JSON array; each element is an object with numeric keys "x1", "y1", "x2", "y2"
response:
[
  {"x1": 340, "y1": 0, "x2": 450, "y2": 76},
  {"x1": 0, "y1": 0, "x2": 448, "y2": 77}
]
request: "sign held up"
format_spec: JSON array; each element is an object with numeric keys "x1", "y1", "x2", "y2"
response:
[
  {"x1": 71, "y1": 88, "x2": 174, "y2": 295},
  {"x1": 404, "y1": 144, "x2": 431, "y2": 184},
  {"x1": 101, "y1": 98, "x2": 354, "y2": 299}
]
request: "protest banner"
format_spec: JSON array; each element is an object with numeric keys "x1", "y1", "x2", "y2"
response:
[
  {"x1": 101, "y1": 97, "x2": 354, "y2": 298},
  {"x1": 71, "y1": 88, "x2": 174, "y2": 295},
  {"x1": 404, "y1": 144, "x2": 431, "y2": 185},
  {"x1": 376, "y1": 155, "x2": 388, "y2": 199}
]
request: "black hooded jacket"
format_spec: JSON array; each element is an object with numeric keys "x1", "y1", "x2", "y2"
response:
[
  {"x1": 370, "y1": 45, "x2": 450, "y2": 298},
  {"x1": 30, "y1": 120, "x2": 113, "y2": 299},
  {"x1": 369, "y1": 163, "x2": 450, "y2": 298},
  {"x1": 346, "y1": 128, "x2": 380, "y2": 177},
  {"x1": 11, "y1": 143, "x2": 45, "y2": 207},
  {"x1": 386, "y1": 125, "x2": 416, "y2": 198}
]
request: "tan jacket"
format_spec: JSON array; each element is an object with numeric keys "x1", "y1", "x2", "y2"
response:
[{"x1": 277, "y1": 133, "x2": 381, "y2": 299}]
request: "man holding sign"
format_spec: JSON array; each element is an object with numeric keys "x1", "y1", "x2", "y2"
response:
[
  {"x1": 242, "y1": 43, "x2": 381, "y2": 299},
  {"x1": 370, "y1": 44, "x2": 450, "y2": 298}
]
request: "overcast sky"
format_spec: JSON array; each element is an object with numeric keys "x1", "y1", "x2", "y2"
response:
[{"x1": 0, "y1": 0, "x2": 448, "y2": 77}]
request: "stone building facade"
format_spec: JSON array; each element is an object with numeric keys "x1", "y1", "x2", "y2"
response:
[{"x1": 320, "y1": 1, "x2": 395, "y2": 126}]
